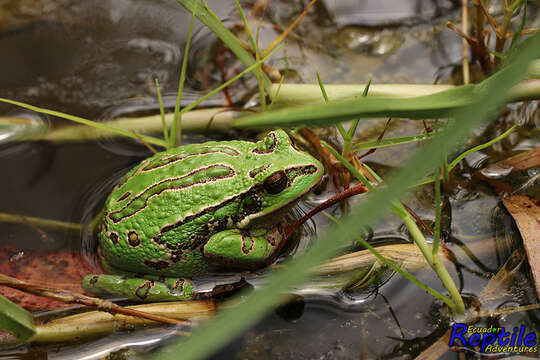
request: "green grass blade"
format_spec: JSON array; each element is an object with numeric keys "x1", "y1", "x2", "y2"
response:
[
  {"x1": 235, "y1": 0, "x2": 266, "y2": 110},
  {"x1": 0, "y1": 294, "x2": 35, "y2": 342},
  {"x1": 176, "y1": 0, "x2": 272, "y2": 93},
  {"x1": 0, "y1": 98, "x2": 167, "y2": 148},
  {"x1": 150, "y1": 31, "x2": 540, "y2": 360},
  {"x1": 171, "y1": 0, "x2": 198, "y2": 148},
  {"x1": 509, "y1": 0, "x2": 526, "y2": 51},
  {"x1": 347, "y1": 78, "x2": 372, "y2": 139},
  {"x1": 354, "y1": 132, "x2": 435, "y2": 150},
  {"x1": 233, "y1": 84, "x2": 477, "y2": 128},
  {"x1": 316, "y1": 72, "x2": 329, "y2": 102},
  {"x1": 154, "y1": 78, "x2": 169, "y2": 144},
  {"x1": 179, "y1": 45, "x2": 282, "y2": 116},
  {"x1": 268, "y1": 74, "x2": 285, "y2": 111},
  {"x1": 433, "y1": 165, "x2": 441, "y2": 255},
  {"x1": 447, "y1": 124, "x2": 518, "y2": 173},
  {"x1": 325, "y1": 215, "x2": 453, "y2": 308},
  {"x1": 317, "y1": 72, "x2": 347, "y2": 139}
]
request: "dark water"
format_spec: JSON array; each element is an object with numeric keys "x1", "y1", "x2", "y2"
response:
[{"x1": 0, "y1": 0, "x2": 539, "y2": 359}]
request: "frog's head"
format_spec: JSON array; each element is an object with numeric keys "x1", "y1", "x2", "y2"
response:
[{"x1": 239, "y1": 129, "x2": 324, "y2": 227}]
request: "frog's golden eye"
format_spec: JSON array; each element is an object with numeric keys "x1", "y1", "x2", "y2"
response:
[{"x1": 263, "y1": 170, "x2": 288, "y2": 194}]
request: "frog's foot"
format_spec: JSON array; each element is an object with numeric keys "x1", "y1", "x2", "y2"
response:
[
  {"x1": 203, "y1": 227, "x2": 284, "y2": 268},
  {"x1": 82, "y1": 274, "x2": 194, "y2": 302}
]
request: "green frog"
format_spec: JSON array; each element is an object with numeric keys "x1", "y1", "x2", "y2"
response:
[{"x1": 82, "y1": 130, "x2": 323, "y2": 302}]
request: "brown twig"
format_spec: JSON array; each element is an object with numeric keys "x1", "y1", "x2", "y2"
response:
[
  {"x1": 356, "y1": 118, "x2": 392, "y2": 160},
  {"x1": 401, "y1": 203, "x2": 435, "y2": 236},
  {"x1": 461, "y1": 0, "x2": 470, "y2": 84},
  {"x1": 447, "y1": 21, "x2": 494, "y2": 73},
  {"x1": 298, "y1": 128, "x2": 342, "y2": 188},
  {"x1": 284, "y1": 182, "x2": 368, "y2": 239},
  {"x1": 474, "y1": 0, "x2": 505, "y2": 38},
  {"x1": 0, "y1": 273, "x2": 190, "y2": 326},
  {"x1": 261, "y1": 0, "x2": 319, "y2": 57},
  {"x1": 135, "y1": 133, "x2": 159, "y2": 154}
]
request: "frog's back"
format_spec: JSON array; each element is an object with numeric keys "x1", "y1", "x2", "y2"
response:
[{"x1": 100, "y1": 141, "x2": 252, "y2": 276}]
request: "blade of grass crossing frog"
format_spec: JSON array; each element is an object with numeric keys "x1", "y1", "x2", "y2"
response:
[
  {"x1": 0, "y1": 294, "x2": 36, "y2": 342},
  {"x1": 152, "y1": 33, "x2": 540, "y2": 360}
]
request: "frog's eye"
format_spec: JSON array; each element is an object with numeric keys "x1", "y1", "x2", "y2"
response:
[{"x1": 263, "y1": 170, "x2": 288, "y2": 194}]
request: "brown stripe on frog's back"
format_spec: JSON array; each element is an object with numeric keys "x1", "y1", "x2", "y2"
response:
[
  {"x1": 285, "y1": 164, "x2": 319, "y2": 186},
  {"x1": 108, "y1": 164, "x2": 236, "y2": 223},
  {"x1": 113, "y1": 157, "x2": 155, "y2": 191},
  {"x1": 115, "y1": 191, "x2": 132, "y2": 203},
  {"x1": 141, "y1": 145, "x2": 240, "y2": 172},
  {"x1": 152, "y1": 184, "x2": 265, "y2": 250},
  {"x1": 248, "y1": 164, "x2": 271, "y2": 178}
]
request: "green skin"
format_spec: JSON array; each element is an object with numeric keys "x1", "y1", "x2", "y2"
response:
[{"x1": 82, "y1": 130, "x2": 323, "y2": 301}]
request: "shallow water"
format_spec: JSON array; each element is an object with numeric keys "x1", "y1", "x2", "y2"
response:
[{"x1": 0, "y1": 0, "x2": 539, "y2": 359}]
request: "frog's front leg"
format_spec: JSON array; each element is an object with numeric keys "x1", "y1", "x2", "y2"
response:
[
  {"x1": 203, "y1": 226, "x2": 285, "y2": 268},
  {"x1": 82, "y1": 274, "x2": 195, "y2": 302}
]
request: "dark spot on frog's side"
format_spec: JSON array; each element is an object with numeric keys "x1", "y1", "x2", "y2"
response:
[
  {"x1": 109, "y1": 232, "x2": 119, "y2": 245},
  {"x1": 135, "y1": 280, "x2": 153, "y2": 300},
  {"x1": 169, "y1": 279, "x2": 185, "y2": 295},
  {"x1": 127, "y1": 230, "x2": 140, "y2": 247},
  {"x1": 143, "y1": 259, "x2": 170, "y2": 270},
  {"x1": 170, "y1": 249, "x2": 188, "y2": 263},
  {"x1": 89, "y1": 275, "x2": 100, "y2": 284}
]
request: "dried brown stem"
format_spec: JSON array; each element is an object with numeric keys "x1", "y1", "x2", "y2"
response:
[
  {"x1": 262, "y1": 0, "x2": 318, "y2": 57},
  {"x1": 447, "y1": 21, "x2": 477, "y2": 44},
  {"x1": 520, "y1": 28, "x2": 540, "y2": 35},
  {"x1": 401, "y1": 203, "x2": 434, "y2": 236},
  {"x1": 476, "y1": 0, "x2": 504, "y2": 38},
  {"x1": 0, "y1": 273, "x2": 190, "y2": 326},
  {"x1": 135, "y1": 133, "x2": 159, "y2": 154},
  {"x1": 461, "y1": 0, "x2": 470, "y2": 84},
  {"x1": 284, "y1": 183, "x2": 368, "y2": 239},
  {"x1": 447, "y1": 20, "x2": 494, "y2": 73},
  {"x1": 298, "y1": 128, "x2": 342, "y2": 188}
]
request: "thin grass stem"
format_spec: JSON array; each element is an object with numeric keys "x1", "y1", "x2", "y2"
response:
[
  {"x1": 235, "y1": 0, "x2": 266, "y2": 110},
  {"x1": 325, "y1": 214, "x2": 455, "y2": 310},
  {"x1": 447, "y1": 124, "x2": 518, "y2": 173},
  {"x1": 0, "y1": 98, "x2": 167, "y2": 148},
  {"x1": 433, "y1": 165, "x2": 441, "y2": 255},
  {"x1": 179, "y1": 45, "x2": 283, "y2": 116},
  {"x1": 347, "y1": 79, "x2": 372, "y2": 140},
  {"x1": 154, "y1": 78, "x2": 169, "y2": 145},
  {"x1": 316, "y1": 73, "x2": 347, "y2": 139},
  {"x1": 171, "y1": 0, "x2": 199, "y2": 147}
]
